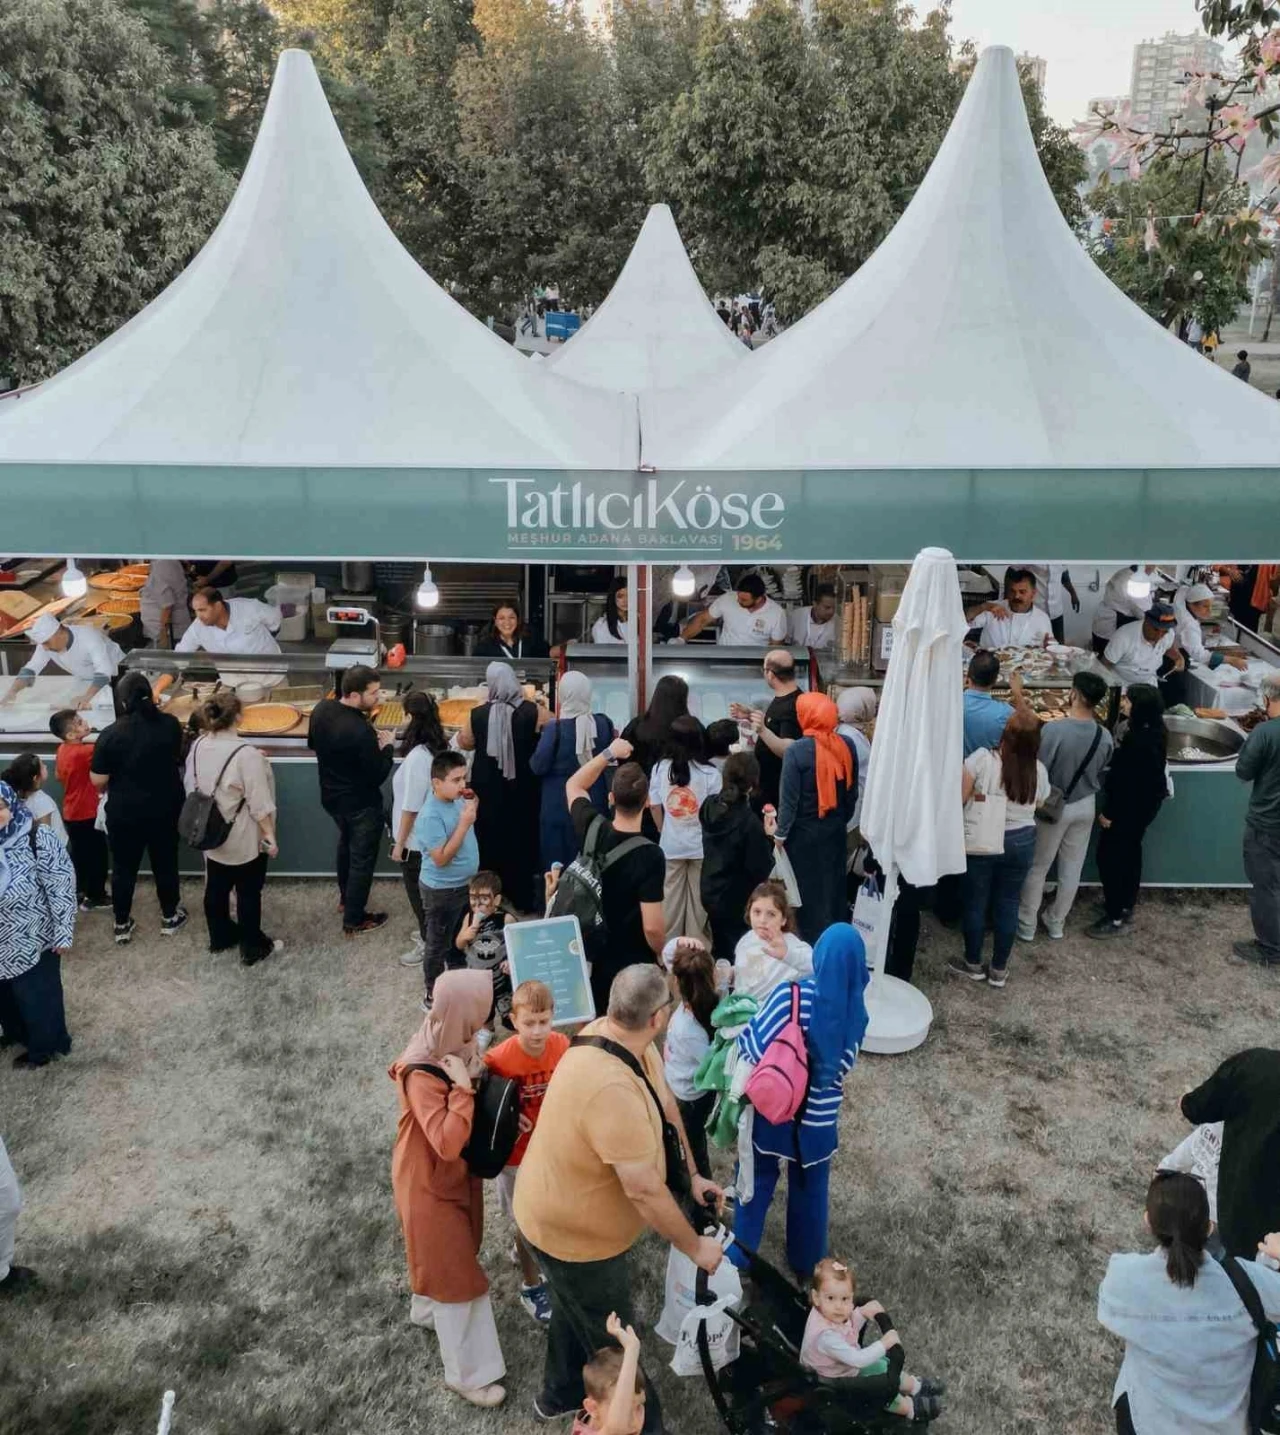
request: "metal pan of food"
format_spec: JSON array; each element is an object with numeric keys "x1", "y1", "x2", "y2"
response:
[{"x1": 1163, "y1": 714, "x2": 1245, "y2": 764}]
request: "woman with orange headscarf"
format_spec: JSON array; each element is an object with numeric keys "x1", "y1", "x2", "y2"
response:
[
  {"x1": 773, "y1": 692, "x2": 859, "y2": 944},
  {"x1": 390, "y1": 969, "x2": 507, "y2": 1408}
]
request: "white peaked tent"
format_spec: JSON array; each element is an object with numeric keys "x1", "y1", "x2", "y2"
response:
[
  {"x1": 546, "y1": 204, "x2": 745, "y2": 393},
  {"x1": 0, "y1": 50, "x2": 634, "y2": 470},
  {"x1": 642, "y1": 45, "x2": 1280, "y2": 470}
]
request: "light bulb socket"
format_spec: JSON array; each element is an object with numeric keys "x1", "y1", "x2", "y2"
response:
[{"x1": 61, "y1": 560, "x2": 87, "y2": 599}]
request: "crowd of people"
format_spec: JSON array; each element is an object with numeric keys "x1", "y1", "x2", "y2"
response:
[{"x1": 4, "y1": 567, "x2": 1280, "y2": 1434}]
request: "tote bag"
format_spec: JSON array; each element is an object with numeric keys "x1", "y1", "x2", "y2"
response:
[{"x1": 963, "y1": 750, "x2": 1007, "y2": 856}]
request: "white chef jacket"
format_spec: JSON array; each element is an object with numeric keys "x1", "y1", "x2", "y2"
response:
[
  {"x1": 787, "y1": 607, "x2": 835, "y2": 650},
  {"x1": 707, "y1": 592, "x2": 788, "y2": 646},
  {"x1": 590, "y1": 615, "x2": 629, "y2": 645},
  {"x1": 175, "y1": 597, "x2": 283, "y2": 656},
  {"x1": 1104, "y1": 622, "x2": 1173, "y2": 682},
  {"x1": 139, "y1": 560, "x2": 191, "y2": 643},
  {"x1": 21, "y1": 624, "x2": 124, "y2": 681},
  {"x1": 1174, "y1": 608, "x2": 1212, "y2": 667},
  {"x1": 1094, "y1": 567, "x2": 1152, "y2": 641},
  {"x1": 972, "y1": 606, "x2": 1053, "y2": 649},
  {"x1": 1029, "y1": 565, "x2": 1068, "y2": 622}
]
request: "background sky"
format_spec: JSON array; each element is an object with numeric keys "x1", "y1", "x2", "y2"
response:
[{"x1": 946, "y1": 0, "x2": 1220, "y2": 127}]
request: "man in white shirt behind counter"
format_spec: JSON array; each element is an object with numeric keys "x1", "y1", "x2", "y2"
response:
[
  {"x1": 680, "y1": 574, "x2": 788, "y2": 646},
  {"x1": 787, "y1": 585, "x2": 837, "y2": 650},
  {"x1": 176, "y1": 587, "x2": 283, "y2": 656},
  {"x1": 0, "y1": 613, "x2": 123, "y2": 711},
  {"x1": 1104, "y1": 602, "x2": 1183, "y2": 691},
  {"x1": 966, "y1": 568, "x2": 1054, "y2": 650}
]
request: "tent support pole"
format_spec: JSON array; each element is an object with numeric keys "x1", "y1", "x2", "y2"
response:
[{"x1": 628, "y1": 564, "x2": 650, "y2": 721}]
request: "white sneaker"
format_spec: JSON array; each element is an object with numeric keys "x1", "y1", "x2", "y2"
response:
[
  {"x1": 1042, "y1": 915, "x2": 1065, "y2": 940},
  {"x1": 399, "y1": 936, "x2": 425, "y2": 967},
  {"x1": 1016, "y1": 923, "x2": 1035, "y2": 943}
]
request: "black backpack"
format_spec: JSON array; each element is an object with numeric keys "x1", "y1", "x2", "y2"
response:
[
  {"x1": 407, "y1": 1064, "x2": 521, "y2": 1179},
  {"x1": 178, "y1": 739, "x2": 246, "y2": 852},
  {"x1": 1223, "y1": 1256, "x2": 1280, "y2": 1435},
  {"x1": 548, "y1": 812, "x2": 647, "y2": 956}
]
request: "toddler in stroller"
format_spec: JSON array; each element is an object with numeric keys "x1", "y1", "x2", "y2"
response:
[
  {"x1": 697, "y1": 1239, "x2": 945, "y2": 1433},
  {"x1": 802, "y1": 1260, "x2": 944, "y2": 1424}
]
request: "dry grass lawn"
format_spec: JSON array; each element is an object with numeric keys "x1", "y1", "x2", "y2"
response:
[{"x1": 1, "y1": 878, "x2": 1278, "y2": 1435}]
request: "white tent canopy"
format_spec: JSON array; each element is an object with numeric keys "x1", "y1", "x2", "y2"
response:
[
  {"x1": 0, "y1": 50, "x2": 635, "y2": 470},
  {"x1": 642, "y1": 45, "x2": 1280, "y2": 470},
  {"x1": 547, "y1": 204, "x2": 744, "y2": 394}
]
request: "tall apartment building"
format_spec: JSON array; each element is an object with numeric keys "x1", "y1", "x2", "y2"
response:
[{"x1": 1129, "y1": 31, "x2": 1225, "y2": 132}]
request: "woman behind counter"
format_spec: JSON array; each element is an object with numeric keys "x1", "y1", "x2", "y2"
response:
[
  {"x1": 529, "y1": 671, "x2": 615, "y2": 869},
  {"x1": 473, "y1": 602, "x2": 551, "y2": 661},
  {"x1": 591, "y1": 577, "x2": 629, "y2": 645}
]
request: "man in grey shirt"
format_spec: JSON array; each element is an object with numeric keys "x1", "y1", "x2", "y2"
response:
[
  {"x1": 1018, "y1": 671, "x2": 1114, "y2": 941},
  {"x1": 1233, "y1": 672, "x2": 1280, "y2": 965}
]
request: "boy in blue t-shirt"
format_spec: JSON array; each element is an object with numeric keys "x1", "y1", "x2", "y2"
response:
[{"x1": 412, "y1": 751, "x2": 480, "y2": 1009}]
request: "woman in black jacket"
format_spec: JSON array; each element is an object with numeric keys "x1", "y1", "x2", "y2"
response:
[
  {"x1": 1089, "y1": 684, "x2": 1168, "y2": 939},
  {"x1": 699, "y1": 752, "x2": 776, "y2": 962}
]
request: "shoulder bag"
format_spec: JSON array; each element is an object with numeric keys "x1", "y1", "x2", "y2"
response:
[
  {"x1": 1036, "y1": 725, "x2": 1104, "y2": 825},
  {"x1": 178, "y1": 738, "x2": 246, "y2": 852},
  {"x1": 963, "y1": 750, "x2": 1007, "y2": 856},
  {"x1": 1222, "y1": 1255, "x2": 1280, "y2": 1435},
  {"x1": 573, "y1": 1034, "x2": 692, "y2": 1203}
]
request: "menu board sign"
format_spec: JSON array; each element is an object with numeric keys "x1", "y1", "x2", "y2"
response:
[{"x1": 504, "y1": 916, "x2": 596, "y2": 1028}]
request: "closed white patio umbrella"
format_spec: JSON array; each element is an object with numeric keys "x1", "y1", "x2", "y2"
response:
[{"x1": 858, "y1": 547, "x2": 969, "y2": 1052}]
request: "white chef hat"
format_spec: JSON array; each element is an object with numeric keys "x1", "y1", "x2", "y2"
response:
[
  {"x1": 29, "y1": 613, "x2": 62, "y2": 644},
  {"x1": 1184, "y1": 583, "x2": 1214, "y2": 605}
]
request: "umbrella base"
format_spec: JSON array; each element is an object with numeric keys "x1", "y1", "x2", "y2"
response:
[{"x1": 862, "y1": 974, "x2": 933, "y2": 1055}]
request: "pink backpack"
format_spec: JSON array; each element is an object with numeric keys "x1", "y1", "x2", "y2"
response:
[{"x1": 744, "y1": 984, "x2": 810, "y2": 1125}]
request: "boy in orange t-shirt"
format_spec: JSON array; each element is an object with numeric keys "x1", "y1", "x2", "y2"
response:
[
  {"x1": 485, "y1": 979, "x2": 569, "y2": 1324},
  {"x1": 50, "y1": 709, "x2": 110, "y2": 911}
]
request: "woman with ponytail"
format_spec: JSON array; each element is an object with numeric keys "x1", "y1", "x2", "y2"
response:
[
  {"x1": 1098, "y1": 1170, "x2": 1280, "y2": 1434},
  {"x1": 390, "y1": 692, "x2": 448, "y2": 966},
  {"x1": 775, "y1": 693, "x2": 858, "y2": 944},
  {"x1": 699, "y1": 752, "x2": 777, "y2": 963}
]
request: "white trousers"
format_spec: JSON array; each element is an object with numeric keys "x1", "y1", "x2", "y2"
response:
[
  {"x1": 412, "y1": 1293, "x2": 505, "y2": 1390},
  {"x1": 1018, "y1": 794, "x2": 1096, "y2": 930},
  {"x1": 0, "y1": 1134, "x2": 22, "y2": 1281}
]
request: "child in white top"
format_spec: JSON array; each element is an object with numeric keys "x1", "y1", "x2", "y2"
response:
[
  {"x1": 800, "y1": 1258, "x2": 944, "y2": 1422},
  {"x1": 1, "y1": 752, "x2": 67, "y2": 845},
  {"x1": 732, "y1": 881, "x2": 813, "y2": 1000},
  {"x1": 663, "y1": 941, "x2": 718, "y2": 1178},
  {"x1": 650, "y1": 716, "x2": 722, "y2": 942}
]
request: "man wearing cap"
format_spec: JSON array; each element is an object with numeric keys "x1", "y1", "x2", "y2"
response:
[
  {"x1": 1174, "y1": 584, "x2": 1248, "y2": 673},
  {"x1": 0, "y1": 615, "x2": 123, "y2": 711},
  {"x1": 1103, "y1": 602, "x2": 1184, "y2": 699}
]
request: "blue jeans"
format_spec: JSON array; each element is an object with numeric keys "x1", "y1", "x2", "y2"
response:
[
  {"x1": 729, "y1": 1150, "x2": 831, "y2": 1279},
  {"x1": 962, "y1": 824, "x2": 1036, "y2": 972}
]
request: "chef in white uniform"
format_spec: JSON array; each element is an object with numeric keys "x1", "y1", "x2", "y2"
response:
[
  {"x1": 176, "y1": 587, "x2": 283, "y2": 657},
  {"x1": 787, "y1": 585, "x2": 837, "y2": 650},
  {"x1": 967, "y1": 568, "x2": 1054, "y2": 649},
  {"x1": 1174, "y1": 583, "x2": 1248, "y2": 672},
  {"x1": 1104, "y1": 602, "x2": 1181, "y2": 686},
  {"x1": 1092, "y1": 565, "x2": 1157, "y2": 654},
  {"x1": 1028, "y1": 565, "x2": 1080, "y2": 644},
  {"x1": 1, "y1": 613, "x2": 123, "y2": 710}
]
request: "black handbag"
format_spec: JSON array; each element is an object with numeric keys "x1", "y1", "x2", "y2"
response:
[
  {"x1": 573, "y1": 1034, "x2": 693, "y2": 1204},
  {"x1": 178, "y1": 739, "x2": 246, "y2": 852},
  {"x1": 1036, "y1": 725, "x2": 1103, "y2": 825}
]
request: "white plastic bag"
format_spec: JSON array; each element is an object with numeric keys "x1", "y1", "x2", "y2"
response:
[
  {"x1": 656, "y1": 1242, "x2": 741, "y2": 1351},
  {"x1": 671, "y1": 1292, "x2": 740, "y2": 1376},
  {"x1": 770, "y1": 844, "x2": 803, "y2": 908},
  {"x1": 850, "y1": 878, "x2": 883, "y2": 954}
]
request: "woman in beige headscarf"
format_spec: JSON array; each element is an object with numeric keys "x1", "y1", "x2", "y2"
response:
[{"x1": 390, "y1": 970, "x2": 505, "y2": 1407}]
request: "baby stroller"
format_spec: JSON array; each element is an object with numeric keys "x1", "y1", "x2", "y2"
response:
[{"x1": 695, "y1": 1236, "x2": 913, "y2": 1435}]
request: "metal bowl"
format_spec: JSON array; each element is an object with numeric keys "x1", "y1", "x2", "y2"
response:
[{"x1": 1163, "y1": 714, "x2": 1245, "y2": 764}]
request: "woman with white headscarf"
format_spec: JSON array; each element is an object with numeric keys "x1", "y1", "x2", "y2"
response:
[
  {"x1": 529, "y1": 670, "x2": 616, "y2": 869},
  {"x1": 390, "y1": 970, "x2": 506, "y2": 1407},
  {"x1": 459, "y1": 662, "x2": 547, "y2": 912},
  {"x1": 836, "y1": 687, "x2": 877, "y2": 831}
]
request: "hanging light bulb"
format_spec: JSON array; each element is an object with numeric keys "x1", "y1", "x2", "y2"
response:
[
  {"x1": 1126, "y1": 572, "x2": 1152, "y2": 602},
  {"x1": 61, "y1": 559, "x2": 87, "y2": 599},
  {"x1": 416, "y1": 564, "x2": 440, "y2": 609},
  {"x1": 672, "y1": 565, "x2": 696, "y2": 599}
]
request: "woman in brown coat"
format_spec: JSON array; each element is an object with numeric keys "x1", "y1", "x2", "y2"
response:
[{"x1": 390, "y1": 970, "x2": 505, "y2": 1408}]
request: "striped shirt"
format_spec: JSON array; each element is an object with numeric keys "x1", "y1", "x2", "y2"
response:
[{"x1": 738, "y1": 980, "x2": 856, "y2": 1167}]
